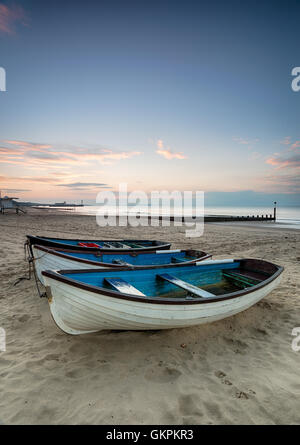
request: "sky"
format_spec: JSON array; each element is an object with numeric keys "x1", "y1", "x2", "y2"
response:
[{"x1": 0, "y1": 0, "x2": 299, "y2": 205}]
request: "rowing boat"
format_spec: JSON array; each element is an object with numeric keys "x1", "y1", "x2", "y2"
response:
[
  {"x1": 27, "y1": 235, "x2": 171, "y2": 252},
  {"x1": 42, "y1": 258, "x2": 283, "y2": 335},
  {"x1": 32, "y1": 245, "x2": 212, "y2": 284}
]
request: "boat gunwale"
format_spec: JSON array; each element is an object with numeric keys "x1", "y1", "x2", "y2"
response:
[
  {"x1": 42, "y1": 259, "x2": 284, "y2": 305},
  {"x1": 27, "y1": 235, "x2": 171, "y2": 252},
  {"x1": 33, "y1": 244, "x2": 212, "y2": 268}
]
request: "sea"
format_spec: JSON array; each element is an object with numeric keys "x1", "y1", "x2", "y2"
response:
[{"x1": 61, "y1": 205, "x2": 300, "y2": 230}]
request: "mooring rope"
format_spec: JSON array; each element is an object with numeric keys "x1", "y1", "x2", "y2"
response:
[{"x1": 14, "y1": 241, "x2": 47, "y2": 298}]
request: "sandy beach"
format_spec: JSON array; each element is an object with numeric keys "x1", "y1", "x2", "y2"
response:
[{"x1": 0, "y1": 209, "x2": 299, "y2": 425}]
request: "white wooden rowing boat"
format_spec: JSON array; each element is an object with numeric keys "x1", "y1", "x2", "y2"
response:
[
  {"x1": 32, "y1": 245, "x2": 211, "y2": 284},
  {"x1": 41, "y1": 259, "x2": 283, "y2": 335}
]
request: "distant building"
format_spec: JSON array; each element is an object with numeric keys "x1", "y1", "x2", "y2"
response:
[
  {"x1": 54, "y1": 201, "x2": 67, "y2": 207},
  {"x1": 0, "y1": 194, "x2": 25, "y2": 214}
]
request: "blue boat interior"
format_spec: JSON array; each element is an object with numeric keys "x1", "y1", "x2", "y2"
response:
[
  {"x1": 60, "y1": 261, "x2": 266, "y2": 298},
  {"x1": 46, "y1": 239, "x2": 158, "y2": 248},
  {"x1": 64, "y1": 250, "x2": 198, "y2": 265}
]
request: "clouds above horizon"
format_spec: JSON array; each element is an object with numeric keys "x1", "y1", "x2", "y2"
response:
[
  {"x1": 0, "y1": 3, "x2": 27, "y2": 34},
  {"x1": 1, "y1": 134, "x2": 300, "y2": 198},
  {"x1": 230, "y1": 135, "x2": 300, "y2": 193},
  {"x1": 266, "y1": 153, "x2": 300, "y2": 170},
  {"x1": 233, "y1": 137, "x2": 260, "y2": 146},
  {"x1": 156, "y1": 139, "x2": 187, "y2": 160},
  {"x1": 266, "y1": 137, "x2": 300, "y2": 170},
  {"x1": 0, "y1": 174, "x2": 62, "y2": 184},
  {"x1": 0, "y1": 139, "x2": 141, "y2": 195},
  {"x1": 56, "y1": 182, "x2": 111, "y2": 190},
  {"x1": 0, "y1": 188, "x2": 31, "y2": 193},
  {"x1": 264, "y1": 172, "x2": 300, "y2": 193},
  {"x1": 264, "y1": 137, "x2": 300, "y2": 192},
  {"x1": 232, "y1": 136, "x2": 262, "y2": 161},
  {"x1": 280, "y1": 136, "x2": 292, "y2": 146},
  {"x1": 0, "y1": 139, "x2": 142, "y2": 169}
]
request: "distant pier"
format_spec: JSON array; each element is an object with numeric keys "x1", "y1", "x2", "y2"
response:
[{"x1": 48, "y1": 201, "x2": 84, "y2": 207}]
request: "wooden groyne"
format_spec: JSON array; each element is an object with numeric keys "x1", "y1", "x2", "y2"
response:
[
  {"x1": 204, "y1": 202, "x2": 277, "y2": 222},
  {"x1": 204, "y1": 214, "x2": 275, "y2": 222},
  {"x1": 147, "y1": 214, "x2": 275, "y2": 223},
  {"x1": 145, "y1": 203, "x2": 277, "y2": 223}
]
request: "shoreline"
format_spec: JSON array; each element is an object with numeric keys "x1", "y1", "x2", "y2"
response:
[{"x1": 3, "y1": 207, "x2": 299, "y2": 231}]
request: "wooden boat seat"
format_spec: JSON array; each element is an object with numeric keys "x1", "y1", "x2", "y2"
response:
[
  {"x1": 104, "y1": 278, "x2": 145, "y2": 296},
  {"x1": 118, "y1": 243, "x2": 132, "y2": 249},
  {"x1": 239, "y1": 270, "x2": 267, "y2": 280},
  {"x1": 157, "y1": 273, "x2": 215, "y2": 298},
  {"x1": 171, "y1": 256, "x2": 184, "y2": 263},
  {"x1": 223, "y1": 271, "x2": 262, "y2": 286},
  {"x1": 127, "y1": 243, "x2": 142, "y2": 248},
  {"x1": 108, "y1": 242, "x2": 132, "y2": 249},
  {"x1": 112, "y1": 259, "x2": 131, "y2": 266}
]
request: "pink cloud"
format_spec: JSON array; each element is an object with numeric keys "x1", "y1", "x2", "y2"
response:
[
  {"x1": 277, "y1": 137, "x2": 300, "y2": 151},
  {"x1": 156, "y1": 139, "x2": 187, "y2": 160},
  {"x1": 156, "y1": 148, "x2": 187, "y2": 160},
  {"x1": 233, "y1": 137, "x2": 259, "y2": 146},
  {"x1": 157, "y1": 139, "x2": 164, "y2": 149},
  {"x1": 0, "y1": 139, "x2": 142, "y2": 168},
  {"x1": 262, "y1": 147, "x2": 300, "y2": 193},
  {"x1": 266, "y1": 153, "x2": 300, "y2": 170},
  {"x1": 0, "y1": 3, "x2": 27, "y2": 34},
  {"x1": 233, "y1": 137, "x2": 251, "y2": 145},
  {"x1": 264, "y1": 172, "x2": 300, "y2": 193},
  {"x1": 4, "y1": 140, "x2": 52, "y2": 150},
  {"x1": 0, "y1": 146, "x2": 21, "y2": 155},
  {"x1": 290, "y1": 141, "x2": 300, "y2": 150},
  {"x1": 280, "y1": 136, "x2": 291, "y2": 145},
  {"x1": 22, "y1": 149, "x2": 141, "y2": 166},
  {"x1": 71, "y1": 150, "x2": 142, "y2": 163},
  {"x1": 0, "y1": 175, "x2": 60, "y2": 184}
]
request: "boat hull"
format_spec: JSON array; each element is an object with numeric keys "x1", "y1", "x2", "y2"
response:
[
  {"x1": 43, "y1": 271, "x2": 282, "y2": 335},
  {"x1": 32, "y1": 245, "x2": 211, "y2": 285},
  {"x1": 33, "y1": 246, "x2": 106, "y2": 284},
  {"x1": 27, "y1": 235, "x2": 171, "y2": 252}
]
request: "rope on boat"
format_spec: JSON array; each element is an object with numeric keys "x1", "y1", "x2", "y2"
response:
[
  {"x1": 14, "y1": 241, "x2": 47, "y2": 298},
  {"x1": 14, "y1": 241, "x2": 33, "y2": 285}
]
